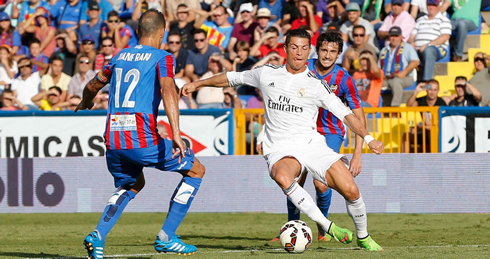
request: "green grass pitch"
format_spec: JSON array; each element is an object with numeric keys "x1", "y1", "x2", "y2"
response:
[{"x1": 1, "y1": 213, "x2": 490, "y2": 258}]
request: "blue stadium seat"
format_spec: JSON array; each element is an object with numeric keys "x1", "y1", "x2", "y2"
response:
[
  {"x1": 436, "y1": 42, "x2": 451, "y2": 63},
  {"x1": 405, "y1": 81, "x2": 417, "y2": 91},
  {"x1": 467, "y1": 15, "x2": 482, "y2": 35},
  {"x1": 484, "y1": 6, "x2": 490, "y2": 11}
]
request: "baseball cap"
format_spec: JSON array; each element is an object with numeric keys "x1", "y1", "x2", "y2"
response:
[
  {"x1": 0, "y1": 12, "x2": 10, "y2": 21},
  {"x1": 392, "y1": 0, "x2": 404, "y2": 6},
  {"x1": 82, "y1": 35, "x2": 94, "y2": 43},
  {"x1": 88, "y1": 1, "x2": 100, "y2": 11},
  {"x1": 255, "y1": 8, "x2": 277, "y2": 20},
  {"x1": 239, "y1": 3, "x2": 253, "y2": 13},
  {"x1": 389, "y1": 26, "x2": 402, "y2": 36},
  {"x1": 427, "y1": 0, "x2": 440, "y2": 5},
  {"x1": 345, "y1": 3, "x2": 360, "y2": 12}
]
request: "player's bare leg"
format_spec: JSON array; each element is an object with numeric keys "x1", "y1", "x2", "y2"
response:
[
  {"x1": 325, "y1": 161, "x2": 383, "y2": 251},
  {"x1": 270, "y1": 157, "x2": 351, "y2": 245},
  {"x1": 313, "y1": 179, "x2": 333, "y2": 241},
  {"x1": 85, "y1": 173, "x2": 146, "y2": 259},
  {"x1": 155, "y1": 158, "x2": 205, "y2": 255}
]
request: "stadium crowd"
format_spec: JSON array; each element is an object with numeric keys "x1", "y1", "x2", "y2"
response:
[{"x1": 0, "y1": 0, "x2": 489, "y2": 111}]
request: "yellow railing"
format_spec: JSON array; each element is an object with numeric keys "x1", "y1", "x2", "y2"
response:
[{"x1": 234, "y1": 107, "x2": 439, "y2": 155}]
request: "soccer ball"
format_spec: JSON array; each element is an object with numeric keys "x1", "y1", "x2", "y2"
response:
[{"x1": 279, "y1": 220, "x2": 312, "y2": 253}]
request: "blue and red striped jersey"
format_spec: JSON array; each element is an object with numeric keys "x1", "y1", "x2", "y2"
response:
[
  {"x1": 101, "y1": 45, "x2": 176, "y2": 150},
  {"x1": 307, "y1": 59, "x2": 361, "y2": 137}
]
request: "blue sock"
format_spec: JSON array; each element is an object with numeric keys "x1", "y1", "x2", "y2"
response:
[
  {"x1": 287, "y1": 198, "x2": 300, "y2": 221},
  {"x1": 316, "y1": 188, "x2": 332, "y2": 218},
  {"x1": 96, "y1": 188, "x2": 136, "y2": 242},
  {"x1": 160, "y1": 177, "x2": 201, "y2": 241}
]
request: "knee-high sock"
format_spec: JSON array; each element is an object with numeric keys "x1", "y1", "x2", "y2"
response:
[
  {"x1": 284, "y1": 182, "x2": 332, "y2": 234},
  {"x1": 287, "y1": 198, "x2": 300, "y2": 221},
  {"x1": 346, "y1": 194, "x2": 368, "y2": 239},
  {"x1": 96, "y1": 188, "x2": 136, "y2": 242},
  {"x1": 159, "y1": 176, "x2": 202, "y2": 241},
  {"x1": 316, "y1": 188, "x2": 332, "y2": 218}
]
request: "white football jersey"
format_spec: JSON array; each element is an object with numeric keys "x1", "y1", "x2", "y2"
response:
[{"x1": 227, "y1": 64, "x2": 353, "y2": 155}]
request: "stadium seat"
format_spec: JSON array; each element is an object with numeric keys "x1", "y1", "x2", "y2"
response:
[
  {"x1": 467, "y1": 15, "x2": 482, "y2": 35},
  {"x1": 405, "y1": 81, "x2": 417, "y2": 91},
  {"x1": 447, "y1": 62, "x2": 474, "y2": 78},
  {"x1": 484, "y1": 6, "x2": 490, "y2": 11},
  {"x1": 436, "y1": 43, "x2": 450, "y2": 63},
  {"x1": 480, "y1": 35, "x2": 490, "y2": 50}
]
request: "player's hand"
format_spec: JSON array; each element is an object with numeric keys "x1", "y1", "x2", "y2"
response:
[
  {"x1": 368, "y1": 140, "x2": 384, "y2": 154},
  {"x1": 171, "y1": 135, "x2": 186, "y2": 162},
  {"x1": 181, "y1": 82, "x2": 198, "y2": 97},
  {"x1": 74, "y1": 100, "x2": 94, "y2": 112},
  {"x1": 349, "y1": 154, "x2": 362, "y2": 177},
  {"x1": 256, "y1": 143, "x2": 263, "y2": 153}
]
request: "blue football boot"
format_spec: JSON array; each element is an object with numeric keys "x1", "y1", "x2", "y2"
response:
[
  {"x1": 84, "y1": 231, "x2": 104, "y2": 259},
  {"x1": 154, "y1": 235, "x2": 197, "y2": 255}
]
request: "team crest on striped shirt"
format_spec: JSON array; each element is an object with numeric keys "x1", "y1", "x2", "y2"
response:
[{"x1": 329, "y1": 83, "x2": 338, "y2": 92}]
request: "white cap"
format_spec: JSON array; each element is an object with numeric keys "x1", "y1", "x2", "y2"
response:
[{"x1": 239, "y1": 3, "x2": 253, "y2": 13}]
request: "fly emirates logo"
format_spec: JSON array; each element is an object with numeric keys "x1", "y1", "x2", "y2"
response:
[{"x1": 267, "y1": 95, "x2": 304, "y2": 113}]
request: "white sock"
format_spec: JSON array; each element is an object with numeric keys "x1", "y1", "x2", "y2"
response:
[
  {"x1": 284, "y1": 181, "x2": 333, "y2": 233},
  {"x1": 346, "y1": 194, "x2": 368, "y2": 239}
]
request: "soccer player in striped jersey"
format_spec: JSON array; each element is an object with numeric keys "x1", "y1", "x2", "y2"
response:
[{"x1": 76, "y1": 10, "x2": 205, "y2": 258}]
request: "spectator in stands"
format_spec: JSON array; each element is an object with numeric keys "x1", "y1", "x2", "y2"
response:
[
  {"x1": 101, "y1": 11, "x2": 137, "y2": 49},
  {"x1": 78, "y1": 1, "x2": 104, "y2": 50},
  {"x1": 252, "y1": 50, "x2": 283, "y2": 68},
  {"x1": 41, "y1": 56, "x2": 71, "y2": 101},
  {"x1": 473, "y1": 52, "x2": 489, "y2": 74},
  {"x1": 0, "y1": 12, "x2": 21, "y2": 56},
  {"x1": 78, "y1": 35, "x2": 97, "y2": 65},
  {"x1": 195, "y1": 53, "x2": 227, "y2": 109},
  {"x1": 379, "y1": 26, "x2": 420, "y2": 107},
  {"x1": 0, "y1": 89, "x2": 28, "y2": 110},
  {"x1": 319, "y1": 1, "x2": 344, "y2": 33},
  {"x1": 11, "y1": 57, "x2": 40, "y2": 110},
  {"x1": 31, "y1": 86, "x2": 68, "y2": 111},
  {"x1": 94, "y1": 37, "x2": 119, "y2": 72},
  {"x1": 410, "y1": 0, "x2": 444, "y2": 20},
  {"x1": 233, "y1": 41, "x2": 257, "y2": 95},
  {"x1": 223, "y1": 87, "x2": 243, "y2": 108},
  {"x1": 167, "y1": 32, "x2": 188, "y2": 81},
  {"x1": 343, "y1": 25, "x2": 377, "y2": 74},
  {"x1": 341, "y1": 3, "x2": 377, "y2": 49},
  {"x1": 166, "y1": 0, "x2": 201, "y2": 23},
  {"x1": 228, "y1": 3, "x2": 258, "y2": 60},
  {"x1": 28, "y1": 39, "x2": 49, "y2": 74},
  {"x1": 291, "y1": 0, "x2": 322, "y2": 47},
  {"x1": 378, "y1": 0, "x2": 415, "y2": 47},
  {"x1": 259, "y1": 0, "x2": 283, "y2": 24},
  {"x1": 408, "y1": 0, "x2": 451, "y2": 81},
  {"x1": 384, "y1": 0, "x2": 410, "y2": 14},
  {"x1": 353, "y1": 50, "x2": 383, "y2": 107},
  {"x1": 94, "y1": 90, "x2": 109, "y2": 110},
  {"x1": 52, "y1": 29, "x2": 78, "y2": 76},
  {"x1": 253, "y1": 8, "x2": 281, "y2": 43},
  {"x1": 184, "y1": 29, "x2": 223, "y2": 82},
  {"x1": 15, "y1": 0, "x2": 51, "y2": 26},
  {"x1": 66, "y1": 95, "x2": 82, "y2": 111},
  {"x1": 446, "y1": 76, "x2": 481, "y2": 106},
  {"x1": 0, "y1": 45, "x2": 17, "y2": 92},
  {"x1": 470, "y1": 65, "x2": 490, "y2": 106},
  {"x1": 316, "y1": 0, "x2": 334, "y2": 25},
  {"x1": 440, "y1": 0, "x2": 481, "y2": 61},
  {"x1": 361, "y1": 0, "x2": 383, "y2": 31},
  {"x1": 250, "y1": 26, "x2": 286, "y2": 60},
  {"x1": 68, "y1": 54, "x2": 95, "y2": 98},
  {"x1": 405, "y1": 79, "x2": 447, "y2": 152},
  {"x1": 193, "y1": 5, "x2": 234, "y2": 52},
  {"x1": 282, "y1": 0, "x2": 300, "y2": 33},
  {"x1": 51, "y1": 0, "x2": 83, "y2": 30},
  {"x1": 169, "y1": 4, "x2": 196, "y2": 50},
  {"x1": 19, "y1": 7, "x2": 56, "y2": 58},
  {"x1": 80, "y1": 0, "x2": 113, "y2": 25}
]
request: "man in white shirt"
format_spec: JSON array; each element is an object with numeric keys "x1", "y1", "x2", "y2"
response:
[
  {"x1": 11, "y1": 57, "x2": 41, "y2": 110},
  {"x1": 182, "y1": 29, "x2": 385, "y2": 251}
]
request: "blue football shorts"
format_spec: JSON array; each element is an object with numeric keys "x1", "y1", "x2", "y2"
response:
[
  {"x1": 324, "y1": 133, "x2": 344, "y2": 153},
  {"x1": 106, "y1": 138, "x2": 195, "y2": 188}
]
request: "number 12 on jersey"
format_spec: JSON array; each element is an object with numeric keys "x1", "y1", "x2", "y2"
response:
[{"x1": 114, "y1": 68, "x2": 140, "y2": 108}]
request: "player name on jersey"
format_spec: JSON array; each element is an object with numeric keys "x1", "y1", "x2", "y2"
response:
[{"x1": 116, "y1": 52, "x2": 152, "y2": 62}]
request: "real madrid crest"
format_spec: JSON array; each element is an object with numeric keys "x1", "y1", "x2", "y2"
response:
[{"x1": 297, "y1": 88, "x2": 306, "y2": 97}]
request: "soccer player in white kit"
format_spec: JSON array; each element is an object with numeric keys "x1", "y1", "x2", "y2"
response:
[{"x1": 182, "y1": 29, "x2": 384, "y2": 251}]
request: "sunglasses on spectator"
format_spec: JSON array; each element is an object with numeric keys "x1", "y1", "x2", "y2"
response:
[
  {"x1": 241, "y1": 11, "x2": 250, "y2": 14},
  {"x1": 102, "y1": 44, "x2": 112, "y2": 47},
  {"x1": 0, "y1": 19, "x2": 9, "y2": 22},
  {"x1": 168, "y1": 41, "x2": 181, "y2": 45},
  {"x1": 107, "y1": 19, "x2": 119, "y2": 23},
  {"x1": 474, "y1": 57, "x2": 486, "y2": 62},
  {"x1": 18, "y1": 64, "x2": 32, "y2": 69},
  {"x1": 79, "y1": 59, "x2": 90, "y2": 64},
  {"x1": 82, "y1": 41, "x2": 94, "y2": 45},
  {"x1": 353, "y1": 33, "x2": 365, "y2": 37},
  {"x1": 213, "y1": 14, "x2": 224, "y2": 18},
  {"x1": 455, "y1": 84, "x2": 466, "y2": 88},
  {"x1": 194, "y1": 38, "x2": 205, "y2": 42}
]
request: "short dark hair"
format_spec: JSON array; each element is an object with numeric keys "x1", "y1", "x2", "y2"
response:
[
  {"x1": 101, "y1": 37, "x2": 113, "y2": 43},
  {"x1": 177, "y1": 3, "x2": 187, "y2": 9},
  {"x1": 455, "y1": 76, "x2": 467, "y2": 82},
  {"x1": 360, "y1": 50, "x2": 372, "y2": 56},
  {"x1": 18, "y1": 57, "x2": 30, "y2": 64},
  {"x1": 285, "y1": 29, "x2": 311, "y2": 47},
  {"x1": 78, "y1": 54, "x2": 89, "y2": 61},
  {"x1": 236, "y1": 41, "x2": 250, "y2": 52},
  {"x1": 316, "y1": 31, "x2": 343, "y2": 53},
  {"x1": 138, "y1": 9, "x2": 166, "y2": 38},
  {"x1": 427, "y1": 79, "x2": 439, "y2": 87},
  {"x1": 193, "y1": 28, "x2": 207, "y2": 37},
  {"x1": 353, "y1": 25, "x2": 365, "y2": 33},
  {"x1": 265, "y1": 26, "x2": 279, "y2": 35},
  {"x1": 29, "y1": 38, "x2": 41, "y2": 47},
  {"x1": 48, "y1": 86, "x2": 62, "y2": 95},
  {"x1": 49, "y1": 55, "x2": 63, "y2": 64},
  {"x1": 108, "y1": 10, "x2": 119, "y2": 19},
  {"x1": 168, "y1": 31, "x2": 182, "y2": 39}
]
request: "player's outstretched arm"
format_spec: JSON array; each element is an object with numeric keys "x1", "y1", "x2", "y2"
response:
[
  {"x1": 343, "y1": 114, "x2": 384, "y2": 154},
  {"x1": 75, "y1": 72, "x2": 108, "y2": 112},
  {"x1": 161, "y1": 77, "x2": 186, "y2": 160},
  {"x1": 181, "y1": 72, "x2": 230, "y2": 96}
]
